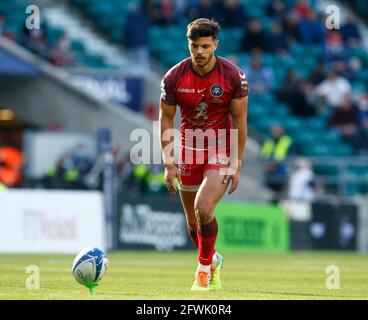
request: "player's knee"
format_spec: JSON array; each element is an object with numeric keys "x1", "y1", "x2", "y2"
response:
[
  {"x1": 187, "y1": 222, "x2": 198, "y2": 233},
  {"x1": 194, "y1": 200, "x2": 214, "y2": 224}
]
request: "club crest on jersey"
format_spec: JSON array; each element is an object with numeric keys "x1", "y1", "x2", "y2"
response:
[
  {"x1": 194, "y1": 102, "x2": 208, "y2": 119},
  {"x1": 210, "y1": 84, "x2": 223, "y2": 97}
]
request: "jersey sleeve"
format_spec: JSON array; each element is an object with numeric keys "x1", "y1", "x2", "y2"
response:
[
  {"x1": 232, "y1": 68, "x2": 249, "y2": 99},
  {"x1": 160, "y1": 70, "x2": 177, "y2": 106}
]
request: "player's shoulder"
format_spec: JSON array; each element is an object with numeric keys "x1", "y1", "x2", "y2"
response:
[
  {"x1": 163, "y1": 57, "x2": 191, "y2": 80},
  {"x1": 217, "y1": 56, "x2": 247, "y2": 79}
]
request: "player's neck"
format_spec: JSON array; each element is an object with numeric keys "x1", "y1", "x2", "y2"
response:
[{"x1": 191, "y1": 56, "x2": 217, "y2": 77}]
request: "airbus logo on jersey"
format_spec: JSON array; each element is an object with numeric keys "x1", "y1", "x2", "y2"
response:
[{"x1": 177, "y1": 88, "x2": 195, "y2": 93}]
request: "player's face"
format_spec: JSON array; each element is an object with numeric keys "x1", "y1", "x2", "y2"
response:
[{"x1": 188, "y1": 37, "x2": 218, "y2": 68}]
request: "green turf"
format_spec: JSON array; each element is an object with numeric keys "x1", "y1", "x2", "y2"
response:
[{"x1": 0, "y1": 251, "x2": 368, "y2": 300}]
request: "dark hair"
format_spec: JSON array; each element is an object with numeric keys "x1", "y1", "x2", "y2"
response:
[{"x1": 187, "y1": 18, "x2": 221, "y2": 41}]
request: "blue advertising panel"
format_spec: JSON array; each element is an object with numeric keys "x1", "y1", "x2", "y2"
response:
[
  {"x1": 0, "y1": 49, "x2": 38, "y2": 75},
  {"x1": 70, "y1": 73, "x2": 142, "y2": 111}
]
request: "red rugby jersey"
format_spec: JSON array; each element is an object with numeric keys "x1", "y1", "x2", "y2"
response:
[{"x1": 160, "y1": 56, "x2": 248, "y2": 149}]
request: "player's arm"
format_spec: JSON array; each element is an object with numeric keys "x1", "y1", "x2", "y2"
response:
[
  {"x1": 159, "y1": 100, "x2": 181, "y2": 194},
  {"x1": 224, "y1": 96, "x2": 248, "y2": 194}
]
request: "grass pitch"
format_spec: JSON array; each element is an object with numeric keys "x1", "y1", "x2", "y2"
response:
[{"x1": 0, "y1": 251, "x2": 367, "y2": 300}]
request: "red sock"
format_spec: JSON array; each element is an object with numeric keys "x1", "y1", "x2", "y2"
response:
[
  {"x1": 188, "y1": 228, "x2": 198, "y2": 249},
  {"x1": 198, "y1": 218, "x2": 218, "y2": 266}
]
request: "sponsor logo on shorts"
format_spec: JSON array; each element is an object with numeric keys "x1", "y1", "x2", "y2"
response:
[{"x1": 208, "y1": 153, "x2": 230, "y2": 166}]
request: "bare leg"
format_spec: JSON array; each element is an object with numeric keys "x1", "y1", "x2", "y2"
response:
[
  {"x1": 194, "y1": 169, "x2": 229, "y2": 225},
  {"x1": 179, "y1": 189, "x2": 198, "y2": 247},
  {"x1": 194, "y1": 169, "x2": 229, "y2": 267}
]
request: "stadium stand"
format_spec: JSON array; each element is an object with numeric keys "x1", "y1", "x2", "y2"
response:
[{"x1": 1, "y1": 0, "x2": 368, "y2": 197}]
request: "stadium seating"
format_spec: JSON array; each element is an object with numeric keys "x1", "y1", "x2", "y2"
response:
[{"x1": 3, "y1": 0, "x2": 367, "y2": 195}]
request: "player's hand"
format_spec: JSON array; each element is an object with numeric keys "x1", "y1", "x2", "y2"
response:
[
  {"x1": 164, "y1": 165, "x2": 181, "y2": 195},
  {"x1": 222, "y1": 165, "x2": 240, "y2": 195}
]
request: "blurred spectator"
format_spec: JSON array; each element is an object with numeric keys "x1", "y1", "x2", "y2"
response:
[
  {"x1": 42, "y1": 145, "x2": 93, "y2": 190},
  {"x1": 307, "y1": 61, "x2": 325, "y2": 85},
  {"x1": 221, "y1": 0, "x2": 247, "y2": 29},
  {"x1": 356, "y1": 93, "x2": 368, "y2": 151},
  {"x1": 266, "y1": 0, "x2": 287, "y2": 20},
  {"x1": 293, "y1": 0, "x2": 312, "y2": 20},
  {"x1": 48, "y1": 36, "x2": 74, "y2": 67},
  {"x1": 288, "y1": 157, "x2": 316, "y2": 202},
  {"x1": 186, "y1": 0, "x2": 223, "y2": 23},
  {"x1": 328, "y1": 98, "x2": 366, "y2": 151},
  {"x1": 243, "y1": 53, "x2": 274, "y2": 94},
  {"x1": 123, "y1": 2, "x2": 150, "y2": 72},
  {"x1": 298, "y1": 11, "x2": 325, "y2": 44},
  {"x1": 261, "y1": 124, "x2": 294, "y2": 193},
  {"x1": 341, "y1": 10, "x2": 361, "y2": 47},
  {"x1": 322, "y1": 31, "x2": 351, "y2": 78},
  {"x1": 145, "y1": 164, "x2": 166, "y2": 194},
  {"x1": 130, "y1": 163, "x2": 150, "y2": 193},
  {"x1": 173, "y1": 0, "x2": 190, "y2": 16},
  {"x1": 313, "y1": 68, "x2": 352, "y2": 108},
  {"x1": 0, "y1": 15, "x2": 4, "y2": 35},
  {"x1": 151, "y1": 0, "x2": 177, "y2": 26},
  {"x1": 266, "y1": 20, "x2": 289, "y2": 55},
  {"x1": 289, "y1": 80, "x2": 316, "y2": 117},
  {"x1": 21, "y1": 24, "x2": 48, "y2": 58},
  {"x1": 357, "y1": 93, "x2": 368, "y2": 129},
  {"x1": 283, "y1": 11, "x2": 301, "y2": 43},
  {"x1": 277, "y1": 68, "x2": 300, "y2": 102},
  {"x1": 241, "y1": 19, "x2": 268, "y2": 52},
  {"x1": 0, "y1": 141, "x2": 23, "y2": 188}
]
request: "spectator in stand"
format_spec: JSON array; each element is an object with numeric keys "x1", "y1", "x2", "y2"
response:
[
  {"x1": 173, "y1": 0, "x2": 191, "y2": 17},
  {"x1": 357, "y1": 93, "x2": 368, "y2": 151},
  {"x1": 241, "y1": 19, "x2": 268, "y2": 52},
  {"x1": 266, "y1": 0, "x2": 287, "y2": 21},
  {"x1": 288, "y1": 158, "x2": 316, "y2": 202},
  {"x1": 328, "y1": 98, "x2": 366, "y2": 151},
  {"x1": 293, "y1": 0, "x2": 311, "y2": 20},
  {"x1": 313, "y1": 67, "x2": 352, "y2": 109},
  {"x1": 289, "y1": 80, "x2": 316, "y2": 117},
  {"x1": 0, "y1": 15, "x2": 4, "y2": 36},
  {"x1": 186, "y1": 0, "x2": 222, "y2": 23},
  {"x1": 266, "y1": 20, "x2": 289, "y2": 55},
  {"x1": 243, "y1": 52, "x2": 275, "y2": 94},
  {"x1": 0, "y1": 138, "x2": 23, "y2": 188},
  {"x1": 283, "y1": 11, "x2": 301, "y2": 43},
  {"x1": 151, "y1": 0, "x2": 177, "y2": 26},
  {"x1": 21, "y1": 23, "x2": 48, "y2": 58},
  {"x1": 298, "y1": 11, "x2": 325, "y2": 44},
  {"x1": 341, "y1": 10, "x2": 361, "y2": 47},
  {"x1": 261, "y1": 124, "x2": 294, "y2": 195},
  {"x1": 221, "y1": 0, "x2": 247, "y2": 29},
  {"x1": 307, "y1": 61, "x2": 325, "y2": 85},
  {"x1": 123, "y1": 2, "x2": 150, "y2": 72},
  {"x1": 48, "y1": 35, "x2": 74, "y2": 67},
  {"x1": 42, "y1": 145, "x2": 93, "y2": 190},
  {"x1": 277, "y1": 68, "x2": 300, "y2": 103},
  {"x1": 322, "y1": 31, "x2": 351, "y2": 79}
]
